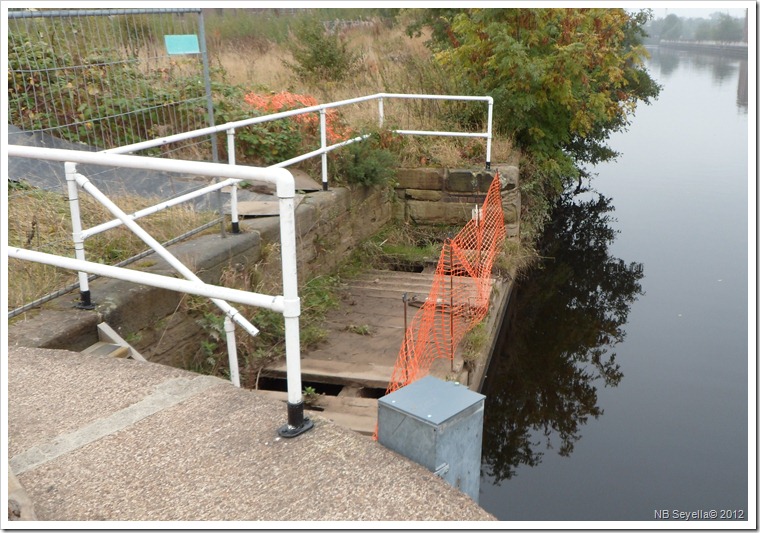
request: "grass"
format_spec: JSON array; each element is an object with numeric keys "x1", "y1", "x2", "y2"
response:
[
  {"x1": 350, "y1": 221, "x2": 458, "y2": 271},
  {"x1": 184, "y1": 256, "x2": 345, "y2": 387},
  {"x1": 7, "y1": 182, "x2": 218, "y2": 311},
  {"x1": 205, "y1": 11, "x2": 515, "y2": 169}
]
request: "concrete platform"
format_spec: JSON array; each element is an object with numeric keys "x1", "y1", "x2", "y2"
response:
[{"x1": 7, "y1": 346, "x2": 496, "y2": 523}]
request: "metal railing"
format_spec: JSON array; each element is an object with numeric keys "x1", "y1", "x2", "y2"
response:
[
  {"x1": 7, "y1": 92, "x2": 494, "y2": 438},
  {"x1": 7, "y1": 144, "x2": 313, "y2": 438},
  {"x1": 105, "y1": 92, "x2": 494, "y2": 233},
  {"x1": 9, "y1": 92, "x2": 493, "y2": 315}
]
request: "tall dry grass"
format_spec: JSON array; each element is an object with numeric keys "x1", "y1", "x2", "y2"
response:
[
  {"x1": 207, "y1": 14, "x2": 515, "y2": 167},
  {"x1": 7, "y1": 185, "x2": 218, "y2": 311}
]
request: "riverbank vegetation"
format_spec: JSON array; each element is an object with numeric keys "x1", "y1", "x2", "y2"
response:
[
  {"x1": 8, "y1": 7, "x2": 659, "y2": 319},
  {"x1": 205, "y1": 6, "x2": 660, "y2": 253}
]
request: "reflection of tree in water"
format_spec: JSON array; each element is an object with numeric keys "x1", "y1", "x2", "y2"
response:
[
  {"x1": 481, "y1": 190, "x2": 644, "y2": 484},
  {"x1": 648, "y1": 46, "x2": 743, "y2": 87}
]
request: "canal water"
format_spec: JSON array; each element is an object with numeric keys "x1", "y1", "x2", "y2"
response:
[{"x1": 479, "y1": 46, "x2": 751, "y2": 522}]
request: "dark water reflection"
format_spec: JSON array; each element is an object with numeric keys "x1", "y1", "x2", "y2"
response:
[
  {"x1": 479, "y1": 46, "x2": 749, "y2": 522},
  {"x1": 481, "y1": 190, "x2": 643, "y2": 483}
]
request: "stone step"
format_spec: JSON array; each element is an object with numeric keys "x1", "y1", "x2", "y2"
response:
[{"x1": 263, "y1": 359, "x2": 394, "y2": 389}]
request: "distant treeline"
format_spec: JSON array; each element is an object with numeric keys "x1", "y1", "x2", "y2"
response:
[{"x1": 644, "y1": 11, "x2": 748, "y2": 43}]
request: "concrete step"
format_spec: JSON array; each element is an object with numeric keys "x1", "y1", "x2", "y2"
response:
[
  {"x1": 255, "y1": 389, "x2": 378, "y2": 436},
  {"x1": 81, "y1": 341, "x2": 130, "y2": 358},
  {"x1": 96, "y1": 322, "x2": 146, "y2": 361},
  {"x1": 263, "y1": 358, "x2": 394, "y2": 389}
]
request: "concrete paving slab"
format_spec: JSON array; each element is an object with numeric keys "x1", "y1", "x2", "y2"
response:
[{"x1": 7, "y1": 346, "x2": 496, "y2": 522}]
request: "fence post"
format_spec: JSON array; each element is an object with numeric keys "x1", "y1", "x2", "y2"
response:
[
  {"x1": 378, "y1": 96, "x2": 384, "y2": 128},
  {"x1": 196, "y1": 9, "x2": 226, "y2": 239},
  {"x1": 449, "y1": 241, "x2": 454, "y2": 371},
  {"x1": 65, "y1": 162, "x2": 95, "y2": 310},
  {"x1": 227, "y1": 128, "x2": 240, "y2": 234},
  {"x1": 197, "y1": 10, "x2": 218, "y2": 163},
  {"x1": 486, "y1": 97, "x2": 493, "y2": 170},
  {"x1": 320, "y1": 108, "x2": 328, "y2": 191}
]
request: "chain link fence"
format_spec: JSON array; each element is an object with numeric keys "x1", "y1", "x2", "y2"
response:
[
  {"x1": 7, "y1": 8, "x2": 224, "y2": 316},
  {"x1": 8, "y1": 8, "x2": 216, "y2": 156}
]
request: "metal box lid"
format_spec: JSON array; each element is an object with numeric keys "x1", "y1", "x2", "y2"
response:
[{"x1": 378, "y1": 375, "x2": 485, "y2": 426}]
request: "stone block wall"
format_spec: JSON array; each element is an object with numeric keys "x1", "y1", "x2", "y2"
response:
[{"x1": 393, "y1": 166, "x2": 520, "y2": 237}]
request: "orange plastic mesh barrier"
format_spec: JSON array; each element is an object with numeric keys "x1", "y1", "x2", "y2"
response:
[{"x1": 386, "y1": 172, "x2": 506, "y2": 398}]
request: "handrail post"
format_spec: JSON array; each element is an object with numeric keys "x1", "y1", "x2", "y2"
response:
[
  {"x1": 486, "y1": 97, "x2": 493, "y2": 170},
  {"x1": 65, "y1": 162, "x2": 94, "y2": 309},
  {"x1": 276, "y1": 174, "x2": 313, "y2": 438},
  {"x1": 227, "y1": 128, "x2": 240, "y2": 234},
  {"x1": 378, "y1": 96, "x2": 384, "y2": 128},
  {"x1": 224, "y1": 316, "x2": 240, "y2": 387},
  {"x1": 319, "y1": 108, "x2": 328, "y2": 191}
]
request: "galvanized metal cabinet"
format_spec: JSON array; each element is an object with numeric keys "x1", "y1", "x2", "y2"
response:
[{"x1": 377, "y1": 376, "x2": 485, "y2": 502}]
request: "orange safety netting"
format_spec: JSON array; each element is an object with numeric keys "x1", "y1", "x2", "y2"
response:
[{"x1": 386, "y1": 171, "x2": 507, "y2": 397}]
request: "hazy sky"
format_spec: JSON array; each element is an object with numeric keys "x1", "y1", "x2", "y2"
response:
[{"x1": 647, "y1": 6, "x2": 749, "y2": 20}]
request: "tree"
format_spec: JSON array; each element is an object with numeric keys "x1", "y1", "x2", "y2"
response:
[
  {"x1": 711, "y1": 12, "x2": 743, "y2": 41},
  {"x1": 660, "y1": 13, "x2": 684, "y2": 40},
  {"x1": 406, "y1": 8, "x2": 660, "y2": 191}
]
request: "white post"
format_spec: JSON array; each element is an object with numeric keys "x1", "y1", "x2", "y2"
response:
[
  {"x1": 64, "y1": 162, "x2": 94, "y2": 309},
  {"x1": 319, "y1": 108, "x2": 328, "y2": 191},
  {"x1": 486, "y1": 97, "x2": 493, "y2": 170},
  {"x1": 378, "y1": 96, "x2": 384, "y2": 128},
  {"x1": 276, "y1": 179, "x2": 313, "y2": 438},
  {"x1": 224, "y1": 316, "x2": 240, "y2": 388},
  {"x1": 227, "y1": 128, "x2": 240, "y2": 233}
]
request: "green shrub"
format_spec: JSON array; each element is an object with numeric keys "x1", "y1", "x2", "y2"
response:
[
  {"x1": 283, "y1": 19, "x2": 363, "y2": 83},
  {"x1": 333, "y1": 132, "x2": 398, "y2": 187}
]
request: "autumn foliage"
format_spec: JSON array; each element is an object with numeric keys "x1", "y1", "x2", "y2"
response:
[{"x1": 407, "y1": 8, "x2": 660, "y2": 187}]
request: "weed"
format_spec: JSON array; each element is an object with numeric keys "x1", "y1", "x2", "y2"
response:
[
  {"x1": 347, "y1": 324, "x2": 372, "y2": 336},
  {"x1": 461, "y1": 322, "x2": 488, "y2": 371},
  {"x1": 125, "y1": 331, "x2": 142, "y2": 344},
  {"x1": 302, "y1": 385, "x2": 321, "y2": 406},
  {"x1": 332, "y1": 130, "x2": 399, "y2": 187}
]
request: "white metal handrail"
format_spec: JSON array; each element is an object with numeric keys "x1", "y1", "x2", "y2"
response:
[
  {"x1": 8, "y1": 92, "x2": 494, "y2": 438},
  {"x1": 101, "y1": 92, "x2": 493, "y2": 233},
  {"x1": 7, "y1": 144, "x2": 313, "y2": 437}
]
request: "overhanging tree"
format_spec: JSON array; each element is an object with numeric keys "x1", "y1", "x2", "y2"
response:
[{"x1": 407, "y1": 8, "x2": 661, "y2": 191}]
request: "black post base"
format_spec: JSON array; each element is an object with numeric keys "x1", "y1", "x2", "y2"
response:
[
  {"x1": 486, "y1": 161, "x2": 491, "y2": 170},
  {"x1": 231, "y1": 221, "x2": 240, "y2": 234},
  {"x1": 76, "y1": 290, "x2": 96, "y2": 310},
  {"x1": 277, "y1": 401, "x2": 314, "y2": 438},
  {"x1": 278, "y1": 417, "x2": 314, "y2": 438}
]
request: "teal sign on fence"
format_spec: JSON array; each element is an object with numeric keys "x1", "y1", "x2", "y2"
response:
[{"x1": 164, "y1": 34, "x2": 200, "y2": 55}]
